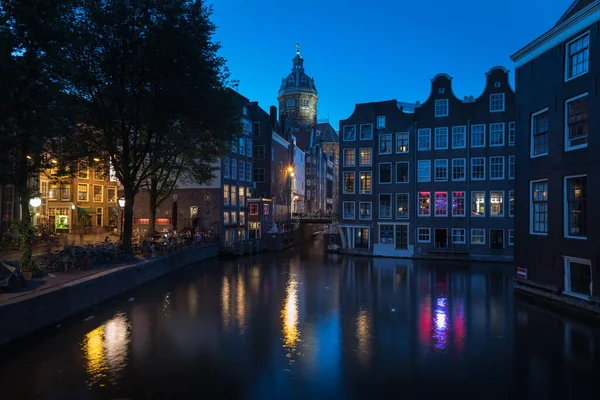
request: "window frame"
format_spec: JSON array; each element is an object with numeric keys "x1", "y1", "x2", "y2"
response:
[
  {"x1": 359, "y1": 148, "x2": 372, "y2": 167},
  {"x1": 417, "y1": 227, "x2": 431, "y2": 243},
  {"x1": 434, "y1": 192, "x2": 448, "y2": 217},
  {"x1": 471, "y1": 190, "x2": 486, "y2": 217},
  {"x1": 471, "y1": 124, "x2": 486, "y2": 148},
  {"x1": 434, "y1": 99, "x2": 449, "y2": 117},
  {"x1": 452, "y1": 228, "x2": 466, "y2": 244},
  {"x1": 452, "y1": 191, "x2": 466, "y2": 217},
  {"x1": 360, "y1": 124, "x2": 373, "y2": 140},
  {"x1": 358, "y1": 201, "x2": 372, "y2": 221},
  {"x1": 343, "y1": 148, "x2": 356, "y2": 167},
  {"x1": 470, "y1": 157, "x2": 486, "y2": 181},
  {"x1": 77, "y1": 183, "x2": 89, "y2": 202},
  {"x1": 489, "y1": 156, "x2": 505, "y2": 180},
  {"x1": 417, "y1": 128, "x2": 431, "y2": 151},
  {"x1": 107, "y1": 186, "x2": 117, "y2": 203},
  {"x1": 530, "y1": 179, "x2": 548, "y2": 235},
  {"x1": 508, "y1": 156, "x2": 515, "y2": 180},
  {"x1": 452, "y1": 158, "x2": 466, "y2": 181},
  {"x1": 342, "y1": 201, "x2": 356, "y2": 220},
  {"x1": 563, "y1": 256, "x2": 593, "y2": 299},
  {"x1": 343, "y1": 171, "x2": 356, "y2": 194},
  {"x1": 434, "y1": 127, "x2": 449, "y2": 150},
  {"x1": 452, "y1": 126, "x2": 466, "y2": 149},
  {"x1": 530, "y1": 107, "x2": 549, "y2": 158},
  {"x1": 343, "y1": 125, "x2": 356, "y2": 141},
  {"x1": 489, "y1": 93, "x2": 505, "y2": 112},
  {"x1": 396, "y1": 193, "x2": 409, "y2": 219},
  {"x1": 564, "y1": 174, "x2": 587, "y2": 240},
  {"x1": 92, "y1": 184, "x2": 103, "y2": 203},
  {"x1": 396, "y1": 132, "x2": 409, "y2": 153},
  {"x1": 564, "y1": 31, "x2": 590, "y2": 82},
  {"x1": 379, "y1": 133, "x2": 392, "y2": 155},
  {"x1": 359, "y1": 171, "x2": 372, "y2": 194},
  {"x1": 471, "y1": 228, "x2": 486, "y2": 245},
  {"x1": 508, "y1": 229, "x2": 514, "y2": 246},
  {"x1": 490, "y1": 190, "x2": 504, "y2": 217},
  {"x1": 508, "y1": 122, "x2": 516, "y2": 146},
  {"x1": 418, "y1": 191, "x2": 431, "y2": 217},
  {"x1": 434, "y1": 159, "x2": 448, "y2": 182},
  {"x1": 489, "y1": 122, "x2": 505, "y2": 147},
  {"x1": 395, "y1": 161, "x2": 409, "y2": 184},
  {"x1": 378, "y1": 162, "x2": 392, "y2": 184},
  {"x1": 564, "y1": 92, "x2": 589, "y2": 151},
  {"x1": 377, "y1": 116, "x2": 386, "y2": 129},
  {"x1": 509, "y1": 190, "x2": 515, "y2": 217},
  {"x1": 417, "y1": 160, "x2": 431, "y2": 182},
  {"x1": 379, "y1": 193, "x2": 393, "y2": 219}
]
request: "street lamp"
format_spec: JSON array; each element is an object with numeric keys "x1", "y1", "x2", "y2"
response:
[
  {"x1": 118, "y1": 198, "x2": 125, "y2": 240},
  {"x1": 29, "y1": 197, "x2": 41, "y2": 228}
]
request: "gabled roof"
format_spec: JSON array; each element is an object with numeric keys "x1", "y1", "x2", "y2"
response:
[
  {"x1": 314, "y1": 123, "x2": 339, "y2": 144},
  {"x1": 554, "y1": 0, "x2": 597, "y2": 27}
]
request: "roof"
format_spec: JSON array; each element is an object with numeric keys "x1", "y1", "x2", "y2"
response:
[
  {"x1": 314, "y1": 123, "x2": 339, "y2": 143},
  {"x1": 554, "y1": 0, "x2": 596, "y2": 27}
]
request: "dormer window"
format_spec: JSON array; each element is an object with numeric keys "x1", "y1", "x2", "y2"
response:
[
  {"x1": 494, "y1": 82, "x2": 501, "y2": 88},
  {"x1": 242, "y1": 106, "x2": 248, "y2": 116},
  {"x1": 435, "y1": 99, "x2": 448, "y2": 117},
  {"x1": 377, "y1": 116, "x2": 386, "y2": 129},
  {"x1": 438, "y1": 88, "x2": 445, "y2": 94}
]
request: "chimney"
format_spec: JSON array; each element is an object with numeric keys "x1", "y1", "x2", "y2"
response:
[
  {"x1": 270, "y1": 106, "x2": 277, "y2": 130},
  {"x1": 280, "y1": 112, "x2": 287, "y2": 139}
]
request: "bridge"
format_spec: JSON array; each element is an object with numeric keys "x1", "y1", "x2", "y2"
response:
[{"x1": 291, "y1": 212, "x2": 335, "y2": 225}]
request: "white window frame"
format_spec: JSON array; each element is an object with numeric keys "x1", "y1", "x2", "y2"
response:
[
  {"x1": 417, "y1": 227, "x2": 431, "y2": 243},
  {"x1": 418, "y1": 128, "x2": 431, "y2": 151},
  {"x1": 508, "y1": 156, "x2": 515, "y2": 180},
  {"x1": 564, "y1": 92, "x2": 589, "y2": 151},
  {"x1": 92, "y1": 184, "x2": 103, "y2": 203},
  {"x1": 358, "y1": 201, "x2": 372, "y2": 221},
  {"x1": 379, "y1": 193, "x2": 393, "y2": 219},
  {"x1": 231, "y1": 159, "x2": 237, "y2": 180},
  {"x1": 563, "y1": 256, "x2": 593, "y2": 299},
  {"x1": 452, "y1": 228, "x2": 466, "y2": 244},
  {"x1": 359, "y1": 171, "x2": 372, "y2": 194},
  {"x1": 489, "y1": 156, "x2": 505, "y2": 180},
  {"x1": 564, "y1": 174, "x2": 587, "y2": 240},
  {"x1": 434, "y1": 127, "x2": 449, "y2": 150},
  {"x1": 343, "y1": 125, "x2": 356, "y2": 141},
  {"x1": 471, "y1": 191, "x2": 486, "y2": 217},
  {"x1": 490, "y1": 190, "x2": 504, "y2": 217},
  {"x1": 489, "y1": 122, "x2": 505, "y2": 147},
  {"x1": 418, "y1": 192, "x2": 431, "y2": 217},
  {"x1": 343, "y1": 148, "x2": 356, "y2": 167},
  {"x1": 379, "y1": 133, "x2": 392, "y2": 155},
  {"x1": 471, "y1": 229, "x2": 486, "y2": 245},
  {"x1": 396, "y1": 132, "x2": 409, "y2": 153},
  {"x1": 434, "y1": 159, "x2": 448, "y2": 182},
  {"x1": 564, "y1": 31, "x2": 590, "y2": 82},
  {"x1": 508, "y1": 122, "x2": 515, "y2": 146},
  {"x1": 395, "y1": 161, "x2": 409, "y2": 184},
  {"x1": 452, "y1": 191, "x2": 466, "y2": 217},
  {"x1": 452, "y1": 126, "x2": 466, "y2": 149},
  {"x1": 508, "y1": 229, "x2": 514, "y2": 246},
  {"x1": 360, "y1": 124, "x2": 373, "y2": 140},
  {"x1": 359, "y1": 147, "x2": 372, "y2": 167},
  {"x1": 530, "y1": 107, "x2": 549, "y2": 158},
  {"x1": 530, "y1": 179, "x2": 548, "y2": 236},
  {"x1": 417, "y1": 160, "x2": 431, "y2": 182},
  {"x1": 396, "y1": 193, "x2": 409, "y2": 219},
  {"x1": 434, "y1": 192, "x2": 448, "y2": 217},
  {"x1": 377, "y1": 116, "x2": 386, "y2": 129},
  {"x1": 470, "y1": 157, "x2": 486, "y2": 181},
  {"x1": 489, "y1": 93, "x2": 505, "y2": 112},
  {"x1": 435, "y1": 99, "x2": 448, "y2": 117},
  {"x1": 471, "y1": 124, "x2": 486, "y2": 148},
  {"x1": 378, "y1": 162, "x2": 392, "y2": 184},
  {"x1": 342, "y1": 201, "x2": 356, "y2": 220},
  {"x1": 451, "y1": 158, "x2": 466, "y2": 181},
  {"x1": 343, "y1": 171, "x2": 355, "y2": 195},
  {"x1": 494, "y1": 82, "x2": 501, "y2": 88},
  {"x1": 77, "y1": 183, "x2": 89, "y2": 202},
  {"x1": 223, "y1": 157, "x2": 230, "y2": 179}
]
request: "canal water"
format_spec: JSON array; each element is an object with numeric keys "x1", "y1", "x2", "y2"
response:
[{"x1": 0, "y1": 240, "x2": 598, "y2": 399}]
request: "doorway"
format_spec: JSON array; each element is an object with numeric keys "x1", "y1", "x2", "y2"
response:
[
  {"x1": 490, "y1": 229, "x2": 504, "y2": 250},
  {"x1": 434, "y1": 228, "x2": 447, "y2": 248}
]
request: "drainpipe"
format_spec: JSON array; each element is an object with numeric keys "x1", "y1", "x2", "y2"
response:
[{"x1": 466, "y1": 117, "x2": 471, "y2": 253}]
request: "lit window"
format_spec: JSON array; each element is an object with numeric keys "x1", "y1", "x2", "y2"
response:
[
  {"x1": 359, "y1": 202, "x2": 372, "y2": 220},
  {"x1": 434, "y1": 127, "x2": 448, "y2": 149},
  {"x1": 77, "y1": 183, "x2": 88, "y2": 201},
  {"x1": 396, "y1": 132, "x2": 409, "y2": 153},
  {"x1": 452, "y1": 228, "x2": 466, "y2": 244},
  {"x1": 418, "y1": 192, "x2": 431, "y2": 216},
  {"x1": 489, "y1": 123, "x2": 505, "y2": 146},
  {"x1": 343, "y1": 149, "x2": 355, "y2": 167},
  {"x1": 471, "y1": 124, "x2": 486, "y2": 148},
  {"x1": 452, "y1": 191, "x2": 465, "y2": 217},
  {"x1": 418, "y1": 160, "x2": 431, "y2": 182},
  {"x1": 435, "y1": 99, "x2": 448, "y2": 117},
  {"x1": 471, "y1": 229, "x2": 485, "y2": 244},
  {"x1": 452, "y1": 126, "x2": 466, "y2": 149},
  {"x1": 359, "y1": 172, "x2": 371, "y2": 194},
  {"x1": 471, "y1": 191, "x2": 485, "y2": 216},
  {"x1": 471, "y1": 157, "x2": 485, "y2": 180},
  {"x1": 565, "y1": 32, "x2": 589, "y2": 81},
  {"x1": 396, "y1": 193, "x2": 409, "y2": 219},
  {"x1": 565, "y1": 93, "x2": 588, "y2": 150},
  {"x1": 489, "y1": 156, "x2": 504, "y2": 180},
  {"x1": 343, "y1": 172, "x2": 355, "y2": 194},
  {"x1": 530, "y1": 180, "x2": 548, "y2": 234},
  {"x1": 418, "y1": 128, "x2": 431, "y2": 151},
  {"x1": 565, "y1": 175, "x2": 587, "y2": 238},
  {"x1": 531, "y1": 108, "x2": 548, "y2": 157},
  {"x1": 379, "y1": 194, "x2": 392, "y2": 219},
  {"x1": 223, "y1": 212, "x2": 229, "y2": 224},
  {"x1": 418, "y1": 227, "x2": 431, "y2": 243},
  {"x1": 93, "y1": 185, "x2": 103, "y2": 202},
  {"x1": 223, "y1": 185, "x2": 229, "y2": 205},
  {"x1": 434, "y1": 159, "x2": 448, "y2": 182},
  {"x1": 490, "y1": 93, "x2": 505, "y2": 112},
  {"x1": 490, "y1": 191, "x2": 504, "y2": 216},
  {"x1": 230, "y1": 185, "x2": 237, "y2": 206},
  {"x1": 360, "y1": 148, "x2": 372, "y2": 166},
  {"x1": 435, "y1": 192, "x2": 447, "y2": 216},
  {"x1": 452, "y1": 159, "x2": 466, "y2": 181}
]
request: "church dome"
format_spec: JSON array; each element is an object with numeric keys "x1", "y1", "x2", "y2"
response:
[{"x1": 278, "y1": 45, "x2": 317, "y2": 96}]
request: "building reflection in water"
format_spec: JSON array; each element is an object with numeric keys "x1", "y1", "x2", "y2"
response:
[
  {"x1": 433, "y1": 297, "x2": 448, "y2": 350},
  {"x1": 355, "y1": 308, "x2": 371, "y2": 366},
  {"x1": 82, "y1": 313, "x2": 131, "y2": 387},
  {"x1": 282, "y1": 266, "x2": 300, "y2": 359},
  {"x1": 188, "y1": 283, "x2": 198, "y2": 317}
]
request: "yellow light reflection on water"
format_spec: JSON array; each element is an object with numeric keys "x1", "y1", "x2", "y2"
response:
[
  {"x1": 221, "y1": 276, "x2": 231, "y2": 331},
  {"x1": 83, "y1": 313, "x2": 130, "y2": 387},
  {"x1": 281, "y1": 276, "x2": 300, "y2": 355},
  {"x1": 356, "y1": 309, "x2": 371, "y2": 365},
  {"x1": 188, "y1": 283, "x2": 198, "y2": 317},
  {"x1": 236, "y1": 273, "x2": 247, "y2": 331}
]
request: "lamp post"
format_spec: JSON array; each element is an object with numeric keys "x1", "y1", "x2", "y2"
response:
[
  {"x1": 118, "y1": 198, "x2": 125, "y2": 241},
  {"x1": 287, "y1": 166, "x2": 294, "y2": 221},
  {"x1": 29, "y1": 197, "x2": 41, "y2": 227},
  {"x1": 71, "y1": 204, "x2": 76, "y2": 233}
]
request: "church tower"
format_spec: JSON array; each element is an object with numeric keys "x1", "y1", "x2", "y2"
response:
[{"x1": 278, "y1": 44, "x2": 318, "y2": 129}]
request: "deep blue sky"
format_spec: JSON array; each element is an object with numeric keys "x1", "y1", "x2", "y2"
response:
[{"x1": 212, "y1": 0, "x2": 571, "y2": 129}]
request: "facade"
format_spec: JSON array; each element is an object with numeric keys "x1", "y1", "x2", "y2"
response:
[
  {"x1": 338, "y1": 68, "x2": 516, "y2": 260},
  {"x1": 1, "y1": 184, "x2": 19, "y2": 225},
  {"x1": 291, "y1": 139, "x2": 306, "y2": 213},
  {"x1": 511, "y1": 0, "x2": 599, "y2": 300}
]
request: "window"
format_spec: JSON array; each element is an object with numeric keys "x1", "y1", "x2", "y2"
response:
[
  {"x1": 490, "y1": 93, "x2": 505, "y2": 112},
  {"x1": 107, "y1": 186, "x2": 116, "y2": 203},
  {"x1": 253, "y1": 168, "x2": 265, "y2": 182},
  {"x1": 396, "y1": 162, "x2": 409, "y2": 183},
  {"x1": 360, "y1": 124, "x2": 373, "y2": 140},
  {"x1": 418, "y1": 228, "x2": 431, "y2": 243},
  {"x1": 472, "y1": 191, "x2": 485, "y2": 216},
  {"x1": 531, "y1": 108, "x2": 549, "y2": 157},
  {"x1": 359, "y1": 172, "x2": 372, "y2": 194},
  {"x1": 252, "y1": 122, "x2": 260, "y2": 137},
  {"x1": 359, "y1": 202, "x2": 372, "y2": 220},
  {"x1": 246, "y1": 162, "x2": 252, "y2": 181},
  {"x1": 239, "y1": 187, "x2": 245, "y2": 207},
  {"x1": 343, "y1": 201, "x2": 355, "y2": 219},
  {"x1": 471, "y1": 157, "x2": 485, "y2": 180},
  {"x1": 508, "y1": 230, "x2": 514, "y2": 246},
  {"x1": 343, "y1": 125, "x2": 356, "y2": 141},
  {"x1": 438, "y1": 88, "x2": 445, "y2": 94},
  {"x1": 379, "y1": 163, "x2": 392, "y2": 184},
  {"x1": 223, "y1": 157, "x2": 230, "y2": 179},
  {"x1": 435, "y1": 192, "x2": 448, "y2": 216},
  {"x1": 93, "y1": 185, "x2": 103, "y2": 202},
  {"x1": 489, "y1": 156, "x2": 504, "y2": 180},
  {"x1": 272, "y1": 148, "x2": 274, "y2": 160},
  {"x1": 239, "y1": 162, "x2": 245, "y2": 182},
  {"x1": 343, "y1": 149, "x2": 355, "y2": 167},
  {"x1": 396, "y1": 132, "x2": 409, "y2": 153},
  {"x1": 418, "y1": 192, "x2": 431, "y2": 216},
  {"x1": 508, "y1": 156, "x2": 515, "y2": 179},
  {"x1": 231, "y1": 159, "x2": 237, "y2": 179},
  {"x1": 565, "y1": 93, "x2": 588, "y2": 150},
  {"x1": 249, "y1": 204, "x2": 259, "y2": 215},
  {"x1": 564, "y1": 257, "x2": 592, "y2": 298},
  {"x1": 377, "y1": 116, "x2": 386, "y2": 129},
  {"x1": 379, "y1": 134, "x2": 392, "y2": 154},
  {"x1": 490, "y1": 191, "x2": 504, "y2": 216},
  {"x1": 231, "y1": 185, "x2": 237, "y2": 206},
  {"x1": 452, "y1": 192, "x2": 465, "y2": 217},
  {"x1": 418, "y1": 128, "x2": 431, "y2": 151},
  {"x1": 471, "y1": 124, "x2": 486, "y2": 148},
  {"x1": 379, "y1": 225, "x2": 394, "y2": 244},
  {"x1": 246, "y1": 138, "x2": 252, "y2": 157},
  {"x1": 452, "y1": 126, "x2": 466, "y2": 149},
  {"x1": 93, "y1": 165, "x2": 104, "y2": 180},
  {"x1": 254, "y1": 145, "x2": 265, "y2": 159},
  {"x1": 239, "y1": 211, "x2": 245, "y2": 226},
  {"x1": 223, "y1": 212, "x2": 229, "y2": 224},
  {"x1": 530, "y1": 180, "x2": 548, "y2": 234},
  {"x1": 48, "y1": 182, "x2": 58, "y2": 200},
  {"x1": 565, "y1": 175, "x2": 587, "y2": 238},
  {"x1": 471, "y1": 229, "x2": 485, "y2": 244},
  {"x1": 360, "y1": 148, "x2": 372, "y2": 166},
  {"x1": 508, "y1": 122, "x2": 515, "y2": 146},
  {"x1": 77, "y1": 183, "x2": 88, "y2": 201},
  {"x1": 343, "y1": 172, "x2": 355, "y2": 194},
  {"x1": 418, "y1": 160, "x2": 431, "y2": 182},
  {"x1": 494, "y1": 82, "x2": 501, "y2": 88},
  {"x1": 435, "y1": 99, "x2": 448, "y2": 117},
  {"x1": 509, "y1": 190, "x2": 515, "y2": 217},
  {"x1": 239, "y1": 137, "x2": 245, "y2": 155},
  {"x1": 489, "y1": 123, "x2": 505, "y2": 146},
  {"x1": 565, "y1": 32, "x2": 589, "y2": 81},
  {"x1": 396, "y1": 193, "x2": 409, "y2": 219},
  {"x1": 395, "y1": 225, "x2": 409, "y2": 250},
  {"x1": 78, "y1": 163, "x2": 88, "y2": 179},
  {"x1": 223, "y1": 185, "x2": 229, "y2": 205},
  {"x1": 60, "y1": 184, "x2": 71, "y2": 201},
  {"x1": 231, "y1": 137, "x2": 237, "y2": 153},
  {"x1": 452, "y1": 228, "x2": 466, "y2": 244},
  {"x1": 355, "y1": 228, "x2": 370, "y2": 249},
  {"x1": 434, "y1": 127, "x2": 448, "y2": 149},
  {"x1": 452, "y1": 159, "x2": 466, "y2": 181},
  {"x1": 379, "y1": 194, "x2": 392, "y2": 219},
  {"x1": 434, "y1": 159, "x2": 448, "y2": 182}
]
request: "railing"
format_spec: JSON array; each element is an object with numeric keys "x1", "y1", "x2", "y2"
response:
[{"x1": 291, "y1": 212, "x2": 337, "y2": 221}]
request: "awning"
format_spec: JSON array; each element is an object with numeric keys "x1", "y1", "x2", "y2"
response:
[{"x1": 77, "y1": 207, "x2": 96, "y2": 220}]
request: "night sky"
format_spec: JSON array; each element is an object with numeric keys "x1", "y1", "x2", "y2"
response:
[{"x1": 212, "y1": 0, "x2": 570, "y2": 128}]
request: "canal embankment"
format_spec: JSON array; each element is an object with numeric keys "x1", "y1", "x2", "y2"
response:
[{"x1": 0, "y1": 245, "x2": 218, "y2": 347}]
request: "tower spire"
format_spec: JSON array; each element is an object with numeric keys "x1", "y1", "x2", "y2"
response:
[{"x1": 296, "y1": 43, "x2": 301, "y2": 57}]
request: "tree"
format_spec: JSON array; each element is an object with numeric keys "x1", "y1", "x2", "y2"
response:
[
  {"x1": 0, "y1": 0, "x2": 73, "y2": 270},
  {"x1": 55, "y1": 0, "x2": 239, "y2": 253}
]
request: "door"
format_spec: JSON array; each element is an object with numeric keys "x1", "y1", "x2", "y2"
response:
[
  {"x1": 434, "y1": 228, "x2": 447, "y2": 248},
  {"x1": 490, "y1": 229, "x2": 504, "y2": 250}
]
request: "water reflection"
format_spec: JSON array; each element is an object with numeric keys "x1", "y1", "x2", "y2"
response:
[
  {"x1": 188, "y1": 283, "x2": 198, "y2": 316},
  {"x1": 221, "y1": 275, "x2": 231, "y2": 331},
  {"x1": 236, "y1": 271, "x2": 247, "y2": 332},
  {"x1": 82, "y1": 313, "x2": 131, "y2": 387},
  {"x1": 355, "y1": 308, "x2": 371, "y2": 366},
  {"x1": 282, "y1": 267, "x2": 300, "y2": 358}
]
